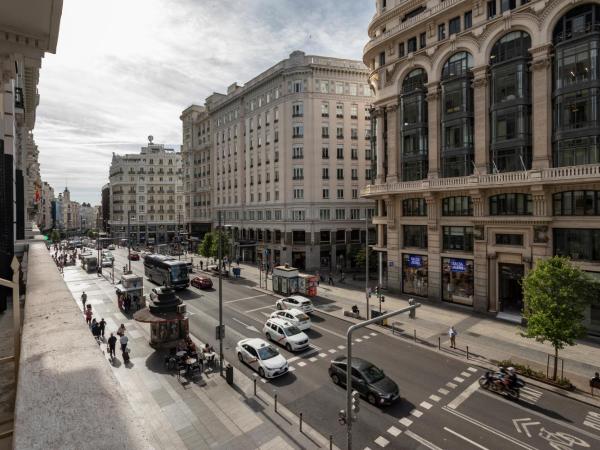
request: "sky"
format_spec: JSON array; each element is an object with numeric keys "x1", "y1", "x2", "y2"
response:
[{"x1": 36, "y1": 0, "x2": 374, "y2": 205}]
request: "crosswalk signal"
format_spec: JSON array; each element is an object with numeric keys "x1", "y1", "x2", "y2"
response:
[{"x1": 351, "y1": 390, "x2": 360, "y2": 416}]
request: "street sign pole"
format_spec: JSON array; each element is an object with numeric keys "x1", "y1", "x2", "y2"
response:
[
  {"x1": 218, "y1": 211, "x2": 224, "y2": 377},
  {"x1": 365, "y1": 217, "x2": 369, "y2": 319}
]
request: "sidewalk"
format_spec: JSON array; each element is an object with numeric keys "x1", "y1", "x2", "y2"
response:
[
  {"x1": 183, "y1": 255, "x2": 600, "y2": 394},
  {"x1": 61, "y1": 257, "x2": 335, "y2": 450}
]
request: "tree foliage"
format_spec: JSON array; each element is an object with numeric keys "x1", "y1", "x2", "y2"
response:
[
  {"x1": 522, "y1": 256, "x2": 599, "y2": 379},
  {"x1": 50, "y1": 229, "x2": 61, "y2": 243},
  {"x1": 198, "y1": 232, "x2": 214, "y2": 257},
  {"x1": 198, "y1": 231, "x2": 232, "y2": 259},
  {"x1": 353, "y1": 247, "x2": 377, "y2": 271}
]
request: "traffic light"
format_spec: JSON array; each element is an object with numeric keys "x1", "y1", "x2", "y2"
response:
[
  {"x1": 408, "y1": 298, "x2": 416, "y2": 319},
  {"x1": 351, "y1": 390, "x2": 360, "y2": 417},
  {"x1": 381, "y1": 295, "x2": 385, "y2": 303}
]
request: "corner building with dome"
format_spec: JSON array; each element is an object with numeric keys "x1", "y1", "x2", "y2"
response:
[{"x1": 362, "y1": 0, "x2": 600, "y2": 332}]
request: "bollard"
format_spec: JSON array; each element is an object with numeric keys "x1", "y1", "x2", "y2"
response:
[
  {"x1": 253, "y1": 379, "x2": 256, "y2": 395},
  {"x1": 274, "y1": 393, "x2": 278, "y2": 412},
  {"x1": 414, "y1": 329, "x2": 417, "y2": 342},
  {"x1": 438, "y1": 336, "x2": 441, "y2": 350},
  {"x1": 329, "y1": 435, "x2": 333, "y2": 450},
  {"x1": 300, "y1": 412, "x2": 303, "y2": 432},
  {"x1": 466, "y1": 346, "x2": 469, "y2": 360}
]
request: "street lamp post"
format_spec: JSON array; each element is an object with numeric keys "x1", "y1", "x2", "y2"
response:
[
  {"x1": 218, "y1": 211, "x2": 224, "y2": 376},
  {"x1": 365, "y1": 217, "x2": 370, "y2": 320}
]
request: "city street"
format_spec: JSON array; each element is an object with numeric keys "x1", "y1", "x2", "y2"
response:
[{"x1": 106, "y1": 248, "x2": 600, "y2": 450}]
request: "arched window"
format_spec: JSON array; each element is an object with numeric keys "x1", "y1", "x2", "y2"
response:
[
  {"x1": 441, "y1": 52, "x2": 474, "y2": 177},
  {"x1": 489, "y1": 31, "x2": 532, "y2": 173},
  {"x1": 552, "y1": 4, "x2": 600, "y2": 167},
  {"x1": 400, "y1": 68, "x2": 428, "y2": 181}
]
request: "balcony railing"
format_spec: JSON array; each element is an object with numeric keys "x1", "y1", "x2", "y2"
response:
[{"x1": 361, "y1": 164, "x2": 600, "y2": 197}]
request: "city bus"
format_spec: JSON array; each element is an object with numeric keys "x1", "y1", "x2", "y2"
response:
[{"x1": 143, "y1": 254, "x2": 189, "y2": 289}]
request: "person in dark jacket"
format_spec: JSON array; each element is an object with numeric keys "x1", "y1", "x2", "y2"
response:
[{"x1": 107, "y1": 333, "x2": 117, "y2": 359}]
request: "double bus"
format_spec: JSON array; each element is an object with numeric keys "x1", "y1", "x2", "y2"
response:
[{"x1": 143, "y1": 254, "x2": 189, "y2": 289}]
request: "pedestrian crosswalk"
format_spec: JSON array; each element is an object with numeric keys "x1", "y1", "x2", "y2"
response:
[{"x1": 520, "y1": 385, "x2": 543, "y2": 404}]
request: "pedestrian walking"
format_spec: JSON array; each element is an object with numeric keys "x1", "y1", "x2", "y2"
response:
[
  {"x1": 107, "y1": 333, "x2": 117, "y2": 359},
  {"x1": 449, "y1": 326, "x2": 457, "y2": 349},
  {"x1": 199, "y1": 260, "x2": 203, "y2": 270},
  {"x1": 328, "y1": 274, "x2": 334, "y2": 286},
  {"x1": 99, "y1": 318, "x2": 106, "y2": 338},
  {"x1": 84, "y1": 305, "x2": 93, "y2": 325},
  {"x1": 81, "y1": 291, "x2": 87, "y2": 309},
  {"x1": 120, "y1": 334, "x2": 129, "y2": 353},
  {"x1": 117, "y1": 323, "x2": 126, "y2": 337}
]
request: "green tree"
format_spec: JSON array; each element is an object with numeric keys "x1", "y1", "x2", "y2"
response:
[
  {"x1": 50, "y1": 229, "x2": 61, "y2": 243},
  {"x1": 354, "y1": 247, "x2": 377, "y2": 272},
  {"x1": 87, "y1": 229, "x2": 97, "y2": 239},
  {"x1": 209, "y1": 231, "x2": 231, "y2": 260},
  {"x1": 199, "y1": 232, "x2": 215, "y2": 258},
  {"x1": 522, "y1": 256, "x2": 599, "y2": 380}
]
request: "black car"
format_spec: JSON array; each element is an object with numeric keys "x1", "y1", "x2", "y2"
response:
[{"x1": 328, "y1": 357, "x2": 400, "y2": 406}]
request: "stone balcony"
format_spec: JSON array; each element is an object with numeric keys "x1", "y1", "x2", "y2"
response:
[{"x1": 361, "y1": 164, "x2": 600, "y2": 198}]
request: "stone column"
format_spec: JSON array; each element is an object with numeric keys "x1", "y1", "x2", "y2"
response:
[
  {"x1": 375, "y1": 108, "x2": 386, "y2": 183},
  {"x1": 472, "y1": 65, "x2": 489, "y2": 174},
  {"x1": 425, "y1": 194, "x2": 441, "y2": 299},
  {"x1": 386, "y1": 104, "x2": 399, "y2": 183},
  {"x1": 426, "y1": 83, "x2": 440, "y2": 178},
  {"x1": 530, "y1": 44, "x2": 553, "y2": 169}
]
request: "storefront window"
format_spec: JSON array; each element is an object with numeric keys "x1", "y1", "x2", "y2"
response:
[
  {"x1": 402, "y1": 254, "x2": 428, "y2": 297},
  {"x1": 442, "y1": 257, "x2": 474, "y2": 305},
  {"x1": 554, "y1": 228, "x2": 600, "y2": 261}
]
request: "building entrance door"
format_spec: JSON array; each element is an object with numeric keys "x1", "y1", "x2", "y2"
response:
[{"x1": 499, "y1": 263, "x2": 524, "y2": 314}]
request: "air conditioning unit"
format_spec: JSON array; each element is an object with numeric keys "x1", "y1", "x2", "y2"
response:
[{"x1": 177, "y1": 304, "x2": 186, "y2": 314}]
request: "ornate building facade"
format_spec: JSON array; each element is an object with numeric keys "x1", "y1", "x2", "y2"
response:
[{"x1": 363, "y1": 0, "x2": 600, "y2": 332}]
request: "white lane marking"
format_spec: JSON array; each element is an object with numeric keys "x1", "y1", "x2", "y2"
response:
[
  {"x1": 454, "y1": 376, "x2": 464, "y2": 383},
  {"x1": 355, "y1": 338, "x2": 363, "y2": 343},
  {"x1": 363, "y1": 335, "x2": 370, "y2": 339},
  {"x1": 438, "y1": 388, "x2": 450, "y2": 395},
  {"x1": 328, "y1": 349, "x2": 337, "y2": 354},
  {"x1": 410, "y1": 409, "x2": 423, "y2": 418},
  {"x1": 319, "y1": 353, "x2": 327, "y2": 358},
  {"x1": 225, "y1": 294, "x2": 266, "y2": 303},
  {"x1": 245, "y1": 305, "x2": 276, "y2": 313},
  {"x1": 584, "y1": 411, "x2": 600, "y2": 432},
  {"x1": 309, "y1": 357, "x2": 318, "y2": 362},
  {"x1": 288, "y1": 366, "x2": 296, "y2": 372},
  {"x1": 447, "y1": 380, "x2": 480, "y2": 410},
  {"x1": 399, "y1": 417, "x2": 413, "y2": 427},
  {"x1": 231, "y1": 317, "x2": 259, "y2": 333},
  {"x1": 405, "y1": 430, "x2": 443, "y2": 450},
  {"x1": 429, "y1": 394, "x2": 441, "y2": 402},
  {"x1": 337, "y1": 345, "x2": 345, "y2": 350},
  {"x1": 260, "y1": 378, "x2": 267, "y2": 383},
  {"x1": 374, "y1": 436, "x2": 389, "y2": 447},
  {"x1": 287, "y1": 356, "x2": 300, "y2": 363},
  {"x1": 420, "y1": 401, "x2": 432, "y2": 410},
  {"x1": 444, "y1": 427, "x2": 489, "y2": 450},
  {"x1": 370, "y1": 332, "x2": 377, "y2": 336},
  {"x1": 297, "y1": 361, "x2": 306, "y2": 367},
  {"x1": 443, "y1": 406, "x2": 537, "y2": 450},
  {"x1": 468, "y1": 367, "x2": 477, "y2": 372},
  {"x1": 461, "y1": 371, "x2": 472, "y2": 378},
  {"x1": 387, "y1": 426, "x2": 402, "y2": 437},
  {"x1": 311, "y1": 323, "x2": 347, "y2": 339},
  {"x1": 519, "y1": 386, "x2": 543, "y2": 404},
  {"x1": 446, "y1": 382, "x2": 458, "y2": 389}
]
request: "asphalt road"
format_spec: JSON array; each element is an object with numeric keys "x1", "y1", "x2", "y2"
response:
[{"x1": 106, "y1": 248, "x2": 600, "y2": 450}]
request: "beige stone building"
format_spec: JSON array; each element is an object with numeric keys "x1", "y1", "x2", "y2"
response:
[
  {"x1": 38, "y1": 180, "x2": 54, "y2": 231},
  {"x1": 108, "y1": 139, "x2": 184, "y2": 245},
  {"x1": 362, "y1": 0, "x2": 600, "y2": 331},
  {"x1": 186, "y1": 51, "x2": 376, "y2": 271}
]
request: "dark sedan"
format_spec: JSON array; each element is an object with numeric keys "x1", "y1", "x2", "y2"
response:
[
  {"x1": 191, "y1": 276, "x2": 213, "y2": 289},
  {"x1": 128, "y1": 253, "x2": 140, "y2": 261},
  {"x1": 328, "y1": 357, "x2": 400, "y2": 406}
]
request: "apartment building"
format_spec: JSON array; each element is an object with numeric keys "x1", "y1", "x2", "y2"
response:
[
  {"x1": 101, "y1": 183, "x2": 111, "y2": 233},
  {"x1": 38, "y1": 181, "x2": 55, "y2": 231},
  {"x1": 191, "y1": 50, "x2": 375, "y2": 271},
  {"x1": 108, "y1": 139, "x2": 184, "y2": 245},
  {"x1": 181, "y1": 105, "x2": 212, "y2": 242},
  {"x1": 362, "y1": 0, "x2": 600, "y2": 332}
]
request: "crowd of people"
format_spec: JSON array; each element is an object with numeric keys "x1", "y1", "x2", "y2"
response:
[{"x1": 51, "y1": 243, "x2": 77, "y2": 273}]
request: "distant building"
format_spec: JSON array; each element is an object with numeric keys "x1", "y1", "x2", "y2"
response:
[
  {"x1": 79, "y1": 203, "x2": 98, "y2": 232},
  {"x1": 108, "y1": 138, "x2": 184, "y2": 245},
  {"x1": 38, "y1": 181, "x2": 55, "y2": 231},
  {"x1": 101, "y1": 183, "x2": 111, "y2": 233}
]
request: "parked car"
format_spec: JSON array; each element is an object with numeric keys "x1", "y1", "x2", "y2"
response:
[
  {"x1": 275, "y1": 295, "x2": 314, "y2": 314},
  {"x1": 328, "y1": 357, "x2": 400, "y2": 406},
  {"x1": 191, "y1": 276, "x2": 213, "y2": 289},
  {"x1": 101, "y1": 258, "x2": 113, "y2": 268},
  {"x1": 236, "y1": 338, "x2": 288, "y2": 378},
  {"x1": 107, "y1": 244, "x2": 116, "y2": 250},
  {"x1": 263, "y1": 318, "x2": 309, "y2": 352},
  {"x1": 102, "y1": 250, "x2": 114, "y2": 262},
  {"x1": 270, "y1": 309, "x2": 311, "y2": 331},
  {"x1": 128, "y1": 252, "x2": 140, "y2": 261}
]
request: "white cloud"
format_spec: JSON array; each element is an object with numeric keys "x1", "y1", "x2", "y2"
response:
[{"x1": 36, "y1": 0, "x2": 373, "y2": 204}]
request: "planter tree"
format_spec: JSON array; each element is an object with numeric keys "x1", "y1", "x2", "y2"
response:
[
  {"x1": 522, "y1": 256, "x2": 599, "y2": 380},
  {"x1": 50, "y1": 229, "x2": 61, "y2": 243},
  {"x1": 198, "y1": 232, "x2": 214, "y2": 258}
]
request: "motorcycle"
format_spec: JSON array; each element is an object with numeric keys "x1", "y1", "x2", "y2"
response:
[{"x1": 478, "y1": 371, "x2": 524, "y2": 400}]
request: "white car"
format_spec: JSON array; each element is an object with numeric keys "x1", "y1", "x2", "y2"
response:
[
  {"x1": 107, "y1": 244, "x2": 116, "y2": 250},
  {"x1": 236, "y1": 338, "x2": 288, "y2": 378},
  {"x1": 263, "y1": 318, "x2": 310, "y2": 352},
  {"x1": 270, "y1": 309, "x2": 311, "y2": 331},
  {"x1": 101, "y1": 258, "x2": 113, "y2": 268},
  {"x1": 276, "y1": 295, "x2": 314, "y2": 314}
]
